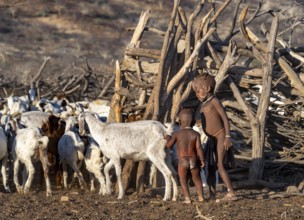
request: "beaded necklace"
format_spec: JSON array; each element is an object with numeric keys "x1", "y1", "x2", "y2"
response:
[{"x1": 202, "y1": 95, "x2": 214, "y2": 107}]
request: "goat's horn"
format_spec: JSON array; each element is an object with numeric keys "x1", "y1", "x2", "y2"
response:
[
  {"x1": 2, "y1": 88, "x2": 8, "y2": 97},
  {"x1": 7, "y1": 86, "x2": 15, "y2": 98}
]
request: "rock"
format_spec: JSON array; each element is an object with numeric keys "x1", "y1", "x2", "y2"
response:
[
  {"x1": 60, "y1": 195, "x2": 69, "y2": 202},
  {"x1": 256, "y1": 195, "x2": 263, "y2": 200},
  {"x1": 286, "y1": 186, "x2": 300, "y2": 194},
  {"x1": 261, "y1": 188, "x2": 270, "y2": 193},
  {"x1": 268, "y1": 191, "x2": 276, "y2": 195},
  {"x1": 298, "y1": 181, "x2": 304, "y2": 192},
  {"x1": 257, "y1": 194, "x2": 268, "y2": 200}
]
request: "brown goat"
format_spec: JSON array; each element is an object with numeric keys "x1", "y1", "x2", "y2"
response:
[{"x1": 41, "y1": 115, "x2": 66, "y2": 187}]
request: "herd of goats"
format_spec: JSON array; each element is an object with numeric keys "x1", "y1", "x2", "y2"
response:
[{"x1": 0, "y1": 92, "x2": 181, "y2": 201}]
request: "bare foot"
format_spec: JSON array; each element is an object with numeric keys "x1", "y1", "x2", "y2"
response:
[
  {"x1": 183, "y1": 197, "x2": 191, "y2": 204},
  {"x1": 198, "y1": 196, "x2": 204, "y2": 202},
  {"x1": 221, "y1": 192, "x2": 238, "y2": 201}
]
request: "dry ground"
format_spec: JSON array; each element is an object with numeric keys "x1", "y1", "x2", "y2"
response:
[
  {"x1": 1, "y1": 180, "x2": 304, "y2": 220},
  {"x1": 0, "y1": 0, "x2": 304, "y2": 219}
]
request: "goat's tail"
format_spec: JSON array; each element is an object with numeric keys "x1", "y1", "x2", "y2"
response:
[
  {"x1": 77, "y1": 150, "x2": 84, "y2": 161},
  {"x1": 38, "y1": 136, "x2": 49, "y2": 151},
  {"x1": 38, "y1": 136, "x2": 51, "y2": 166}
]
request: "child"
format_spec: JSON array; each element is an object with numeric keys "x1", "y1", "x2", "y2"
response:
[
  {"x1": 166, "y1": 109, "x2": 205, "y2": 204},
  {"x1": 192, "y1": 73, "x2": 237, "y2": 201}
]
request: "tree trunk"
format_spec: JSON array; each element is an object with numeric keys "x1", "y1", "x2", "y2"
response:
[{"x1": 249, "y1": 15, "x2": 278, "y2": 179}]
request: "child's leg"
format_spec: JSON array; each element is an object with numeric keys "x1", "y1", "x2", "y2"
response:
[
  {"x1": 190, "y1": 167, "x2": 204, "y2": 202},
  {"x1": 178, "y1": 159, "x2": 191, "y2": 203},
  {"x1": 216, "y1": 138, "x2": 236, "y2": 198}
]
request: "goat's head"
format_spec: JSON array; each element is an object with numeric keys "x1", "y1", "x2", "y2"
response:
[
  {"x1": 65, "y1": 116, "x2": 78, "y2": 132},
  {"x1": 4, "y1": 118, "x2": 21, "y2": 137},
  {"x1": 44, "y1": 115, "x2": 61, "y2": 134}
]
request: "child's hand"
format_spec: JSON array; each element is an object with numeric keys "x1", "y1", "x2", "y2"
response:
[
  {"x1": 165, "y1": 135, "x2": 171, "y2": 142},
  {"x1": 224, "y1": 137, "x2": 232, "y2": 150},
  {"x1": 201, "y1": 160, "x2": 206, "y2": 168}
]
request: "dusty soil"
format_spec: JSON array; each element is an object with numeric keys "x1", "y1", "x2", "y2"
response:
[
  {"x1": 1, "y1": 180, "x2": 304, "y2": 220},
  {"x1": 1, "y1": 0, "x2": 304, "y2": 219}
]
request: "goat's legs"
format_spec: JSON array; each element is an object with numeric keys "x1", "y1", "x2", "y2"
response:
[
  {"x1": 149, "y1": 163, "x2": 157, "y2": 188},
  {"x1": 113, "y1": 159, "x2": 123, "y2": 199},
  {"x1": 1, "y1": 154, "x2": 11, "y2": 192},
  {"x1": 41, "y1": 158, "x2": 52, "y2": 196},
  {"x1": 165, "y1": 156, "x2": 178, "y2": 201},
  {"x1": 89, "y1": 173, "x2": 96, "y2": 192},
  {"x1": 149, "y1": 156, "x2": 172, "y2": 201},
  {"x1": 92, "y1": 170, "x2": 106, "y2": 195},
  {"x1": 23, "y1": 161, "x2": 35, "y2": 194},
  {"x1": 55, "y1": 155, "x2": 62, "y2": 189},
  {"x1": 13, "y1": 158, "x2": 22, "y2": 193},
  {"x1": 70, "y1": 161, "x2": 86, "y2": 191},
  {"x1": 21, "y1": 166, "x2": 28, "y2": 189},
  {"x1": 62, "y1": 162, "x2": 68, "y2": 190},
  {"x1": 104, "y1": 159, "x2": 114, "y2": 195}
]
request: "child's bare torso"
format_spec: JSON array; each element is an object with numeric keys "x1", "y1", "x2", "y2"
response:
[
  {"x1": 201, "y1": 98, "x2": 225, "y2": 137},
  {"x1": 175, "y1": 129, "x2": 200, "y2": 158}
]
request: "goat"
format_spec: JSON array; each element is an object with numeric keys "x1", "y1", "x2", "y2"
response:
[
  {"x1": 20, "y1": 111, "x2": 66, "y2": 187},
  {"x1": 78, "y1": 112, "x2": 178, "y2": 201},
  {"x1": 11, "y1": 121, "x2": 51, "y2": 196},
  {"x1": 6, "y1": 95, "x2": 29, "y2": 117},
  {"x1": 58, "y1": 116, "x2": 87, "y2": 190},
  {"x1": 81, "y1": 135, "x2": 107, "y2": 195},
  {"x1": 35, "y1": 97, "x2": 68, "y2": 114},
  {"x1": 0, "y1": 126, "x2": 10, "y2": 192},
  {"x1": 41, "y1": 115, "x2": 66, "y2": 187},
  {"x1": 65, "y1": 99, "x2": 110, "y2": 121}
]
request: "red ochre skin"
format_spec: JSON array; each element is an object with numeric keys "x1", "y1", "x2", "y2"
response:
[
  {"x1": 166, "y1": 109, "x2": 205, "y2": 203},
  {"x1": 192, "y1": 74, "x2": 236, "y2": 201}
]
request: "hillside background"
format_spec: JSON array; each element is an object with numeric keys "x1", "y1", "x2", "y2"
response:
[{"x1": 0, "y1": 0, "x2": 303, "y2": 90}]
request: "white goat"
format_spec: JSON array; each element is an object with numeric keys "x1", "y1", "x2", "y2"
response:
[
  {"x1": 58, "y1": 116, "x2": 87, "y2": 190},
  {"x1": 78, "y1": 112, "x2": 178, "y2": 201},
  {"x1": 65, "y1": 99, "x2": 110, "y2": 121},
  {"x1": 82, "y1": 135, "x2": 107, "y2": 195},
  {"x1": 19, "y1": 111, "x2": 50, "y2": 128},
  {"x1": 7, "y1": 95, "x2": 29, "y2": 117},
  {"x1": 0, "y1": 126, "x2": 10, "y2": 192},
  {"x1": 11, "y1": 124, "x2": 51, "y2": 196}
]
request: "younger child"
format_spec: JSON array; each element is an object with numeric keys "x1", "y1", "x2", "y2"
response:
[
  {"x1": 192, "y1": 73, "x2": 237, "y2": 201},
  {"x1": 166, "y1": 109, "x2": 205, "y2": 204}
]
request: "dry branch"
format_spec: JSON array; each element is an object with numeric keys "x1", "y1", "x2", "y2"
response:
[{"x1": 164, "y1": 27, "x2": 215, "y2": 102}]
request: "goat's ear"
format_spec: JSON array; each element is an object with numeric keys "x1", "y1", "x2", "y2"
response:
[
  {"x1": 48, "y1": 115, "x2": 60, "y2": 131},
  {"x1": 5, "y1": 86, "x2": 15, "y2": 98},
  {"x1": 61, "y1": 99, "x2": 67, "y2": 107},
  {"x1": 41, "y1": 122, "x2": 48, "y2": 133}
]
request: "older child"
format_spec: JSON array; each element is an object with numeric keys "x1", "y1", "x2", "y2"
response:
[
  {"x1": 166, "y1": 109, "x2": 205, "y2": 204},
  {"x1": 192, "y1": 74, "x2": 237, "y2": 201}
]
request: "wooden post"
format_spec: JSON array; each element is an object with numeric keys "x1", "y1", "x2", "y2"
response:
[{"x1": 249, "y1": 15, "x2": 278, "y2": 179}]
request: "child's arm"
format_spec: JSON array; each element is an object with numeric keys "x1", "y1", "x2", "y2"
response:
[
  {"x1": 196, "y1": 135, "x2": 205, "y2": 168},
  {"x1": 165, "y1": 133, "x2": 177, "y2": 149},
  {"x1": 212, "y1": 98, "x2": 232, "y2": 150}
]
